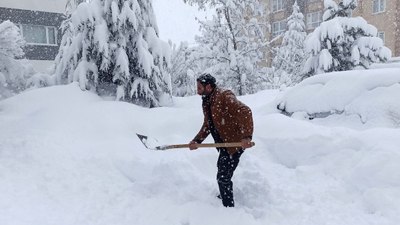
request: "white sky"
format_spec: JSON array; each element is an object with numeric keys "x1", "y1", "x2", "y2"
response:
[{"x1": 153, "y1": 0, "x2": 211, "y2": 45}]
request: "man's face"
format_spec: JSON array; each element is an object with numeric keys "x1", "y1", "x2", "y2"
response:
[
  {"x1": 197, "y1": 81, "x2": 213, "y2": 96},
  {"x1": 197, "y1": 81, "x2": 206, "y2": 95}
]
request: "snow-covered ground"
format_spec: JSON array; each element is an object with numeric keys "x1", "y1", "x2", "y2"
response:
[{"x1": 1, "y1": 68, "x2": 400, "y2": 225}]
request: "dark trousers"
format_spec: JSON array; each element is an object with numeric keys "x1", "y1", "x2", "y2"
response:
[{"x1": 216, "y1": 148, "x2": 243, "y2": 207}]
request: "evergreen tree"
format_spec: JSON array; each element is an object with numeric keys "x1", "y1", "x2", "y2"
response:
[
  {"x1": 53, "y1": 0, "x2": 77, "y2": 85},
  {"x1": 54, "y1": 0, "x2": 172, "y2": 107},
  {"x1": 303, "y1": 0, "x2": 391, "y2": 77},
  {"x1": 272, "y1": 0, "x2": 306, "y2": 87},
  {"x1": 28, "y1": 0, "x2": 83, "y2": 89},
  {"x1": 184, "y1": 0, "x2": 267, "y2": 95}
]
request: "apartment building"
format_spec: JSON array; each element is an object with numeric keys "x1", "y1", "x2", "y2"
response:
[
  {"x1": 353, "y1": 0, "x2": 400, "y2": 57},
  {"x1": 0, "y1": 0, "x2": 68, "y2": 72},
  {"x1": 266, "y1": 0, "x2": 400, "y2": 58}
]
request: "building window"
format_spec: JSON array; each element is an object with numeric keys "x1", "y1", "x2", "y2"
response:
[
  {"x1": 272, "y1": 0, "x2": 284, "y2": 12},
  {"x1": 378, "y1": 31, "x2": 385, "y2": 43},
  {"x1": 18, "y1": 24, "x2": 57, "y2": 46},
  {"x1": 272, "y1": 20, "x2": 286, "y2": 36},
  {"x1": 373, "y1": 0, "x2": 385, "y2": 13},
  {"x1": 306, "y1": 11, "x2": 322, "y2": 30}
]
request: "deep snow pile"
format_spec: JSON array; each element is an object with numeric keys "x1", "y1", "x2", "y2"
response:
[
  {"x1": 0, "y1": 76, "x2": 400, "y2": 224},
  {"x1": 276, "y1": 68, "x2": 400, "y2": 128}
]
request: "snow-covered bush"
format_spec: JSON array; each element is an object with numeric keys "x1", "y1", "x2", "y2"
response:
[
  {"x1": 54, "y1": 0, "x2": 172, "y2": 107},
  {"x1": 0, "y1": 20, "x2": 33, "y2": 100},
  {"x1": 26, "y1": 72, "x2": 56, "y2": 89},
  {"x1": 272, "y1": 1, "x2": 307, "y2": 87},
  {"x1": 303, "y1": 0, "x2": 391, "y2": 77}
]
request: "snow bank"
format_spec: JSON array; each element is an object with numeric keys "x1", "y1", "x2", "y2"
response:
[
  {"x1": 1, "y1": 81, "x2": 400, "y2": 225},
  {"x1": 277, "y1": 68, "x2": 400, "y2": 127}
]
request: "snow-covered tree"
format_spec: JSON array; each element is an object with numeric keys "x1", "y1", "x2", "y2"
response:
[
  {"x1": 303, "y1": 0, "x2": 391, "y2": 77},
  {"x1": 0, "y1": 20, "x2": 33, "y2": 99},
  {"x1": 272, "y1": 0, "x2": 306, "y2": 87},
  {"x1": 27, "y1": 0, "x2": 82, "y2": 89},
  {"x1": 184, "y1": 0, "x2": 268, "y2": 95},
  {"x1": 169, "y1": 42, "x2": 197, "y2": 97},
  {"x1": 52, "y1": 0, "x2": 77, "y2": 86},
  {"x1": 54, "y1": 0, "x2": 172, "y2": 107},
  {"x1": 0, "y1": 21, "x2": 24, "y2": 59}
]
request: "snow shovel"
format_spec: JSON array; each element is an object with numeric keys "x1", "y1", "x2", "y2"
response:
[{"x1": 136, "y1": 133, "x2": 255, "y2": 150}]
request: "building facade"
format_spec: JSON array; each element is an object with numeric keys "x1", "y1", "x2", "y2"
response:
[
  {"x1": 0, "y1": 0, "x2": 68, "y2": 72},
  {"x1": 353, "y1": 0, "x2": 400, "y2": 57},
  {"x1": 265, "y1": 0, "x2": 400, "y2": 58}
]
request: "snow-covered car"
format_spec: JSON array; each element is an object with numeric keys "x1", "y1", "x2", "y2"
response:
[{"x1": 276, "y1": 68, "x2": 400, "y2": 127}]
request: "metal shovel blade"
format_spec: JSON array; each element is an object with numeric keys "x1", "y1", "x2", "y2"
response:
[{"x1": 136, "y1": 133, "x2": 167, "y2": 150}]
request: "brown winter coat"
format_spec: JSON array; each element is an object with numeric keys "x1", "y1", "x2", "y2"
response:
[{"x1": 193, "y1": 87, "x2": 254, "y2": 155}]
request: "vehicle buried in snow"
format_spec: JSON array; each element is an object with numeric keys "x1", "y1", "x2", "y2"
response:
[{"x1": 275, "y1": 68, "x2": 400, "y2": 126}]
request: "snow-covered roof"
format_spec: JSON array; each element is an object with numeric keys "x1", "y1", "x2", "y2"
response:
[{"x1": 0, "y1": 0, "x2": 68, "y2": 14}]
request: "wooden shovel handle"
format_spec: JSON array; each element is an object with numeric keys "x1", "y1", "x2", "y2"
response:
[{"x1": 163, "y1": 142, "x2": 255, "y2": 150}]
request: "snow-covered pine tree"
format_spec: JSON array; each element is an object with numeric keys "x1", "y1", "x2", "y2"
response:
[
  {"x1": 184, "y1": 0, "x2": 267, "y2": 95},
  {"x1": 303, "y1": 0, "x2": 391, "y2": 77},
  {"x1": 0, "y1": 20, "x2": 31, "y2": 99},
  {"x1": 52, "y1": 0, "x2": 78, "y2": 85},
  {"x1": 272, "y1": 0, "x2": 306, "y2": 87},
  {"x1": 54, "y1": 0, "x2": 172, "y2": 107}
]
